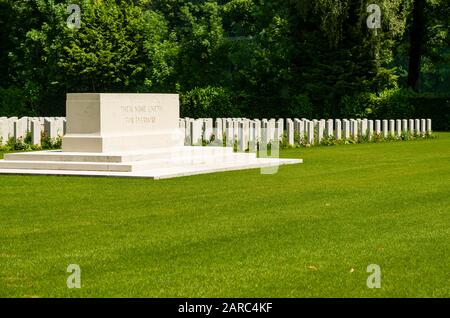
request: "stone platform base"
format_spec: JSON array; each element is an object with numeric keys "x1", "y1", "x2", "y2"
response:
[{"x1": 0, "y1": 147, "x2": 302, "y2": 179}]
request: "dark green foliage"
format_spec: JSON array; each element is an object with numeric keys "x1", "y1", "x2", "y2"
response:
[
  {"x1": 0, "y1": 132, "x2": 61, "y2": 152},
  {"x1": 340, "y1": 88, "x2": 450, "y2": 131},
  {"x1": 0, "y1": 0, "x2": 448, "y2": 127},
  {"x1": 374, "y1": 89, "x2": 416, "y2": 119},
  {"x1": 180, "y1": 86, "x2": 241, "y2": 118},
  {"x1": 0, "y1": 87, "x2": 28, "y2": 116},
  {"x1": 4, "y1": 136, "x2": 31, "y2": 151},
  {"x1": 340, "y1": 88, "x2": 416, "y2": 119},
  {"x1": 39, "y1": 131, "x2": 62, "y2": 150},
  {"x1": 412, "y1": 94, "x2": 450, "y2": 131}
]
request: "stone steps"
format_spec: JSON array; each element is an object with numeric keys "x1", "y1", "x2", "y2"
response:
[
  {"x1": 135, "y1": 158, "x2": 301, "y2": 179},
  {"x1": 0, "y1": 157, "x2": 302, "y2": 179},
  {"x1": 130, "y1": 152, "x2": 257, "y2": 172},
  {"x1": 0, "y1": 148, "x2": 259, "y2": 173},
  {"x1": 0, "y1": 160, "x2": 131, "y2": 172},
  {"x1": 3, "y1": 146, "x2": 234, "y2": 163}
]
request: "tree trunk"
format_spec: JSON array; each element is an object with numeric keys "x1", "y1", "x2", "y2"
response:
[{"x1": 407, "y1": 0, "x2": 426, "y2": 92}]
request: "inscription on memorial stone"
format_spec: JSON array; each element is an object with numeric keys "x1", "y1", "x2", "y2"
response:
[{"x1": 120, "y1": 105, "x2": 162, "y2": 125}]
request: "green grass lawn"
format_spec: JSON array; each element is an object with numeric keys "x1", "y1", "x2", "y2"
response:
[{"x1": 1, "y1": 134, "x2": 450, "y2": 298}]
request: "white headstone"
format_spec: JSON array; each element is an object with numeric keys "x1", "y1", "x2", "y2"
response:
[
  {"x1": 190, "y1": 119, "x2": 202, "y2": 146},
  {"x1": 293, "y1": 119, "x2": 300, "y2": 140},
  {"x1": 318, "y1": 120, "x2": 325, "y2": 143},
  {"x1": 268, "y1": 119, "x2": 276, "y2": 142},
  {"x1": 248, "y1": 121, "x2": 256, "y2": 152},
  {"x1": 396, "y1": 119, "x2": 402, "y2": 137},
  {"x1": 247, "y1": 120, "x2": 253, "y2": 141},
  {"x1": 295, "y1": 119, "x2": 305, "y2": 142},
  {"x1": 14, "y1": 117, "x2": 28, "y2": 141},
  {"x1": 185, "y1": 118, "x2": 193, "y2": 145},
  {"x1": 286, "y1": 119, "x2": 294, "y2": 146},
  {"x1": 382, "y1": 120, "x2": 388, "y2": 138},
  {"x1": 44, "y1": 118, "x2": 57, "y2": 139},
  {"x1": 375, "y1": 120, "x2": 381, "y2": 135},
  {"x1": 349, "y1": 119, "x2": 354, "y2": 138},
  {"x1": 261, "y1": 120, "x2": 269, "y2": 146},
  {"x1": 55, "y1": 117, "x2": 64, "y2": 136},
  {"x1": 179, "y1": 119, "x2": 186, "y2": 144},
  {"x1": 31, "y1": 120, "x2": 41, "y2": 146},
  {"x1": 326, "y1": 119, "x2": 334, "y2": 138},
  {"x1": 0, "y1": 118, "x2": 8, "y2": 145},
  {"x1": 361, "y1": 119, "x2": 368, "y2": 137},
  {"x1": 221, "y1": 118, "x2": 227, "y2": 136},
  {"x1": 203, "y1": 118, "x2": 213, "y2": 142},
  {"x1": 389, "y1": 119, "x2": 395, "y2": 136},
  {"x1": 215, "y1": 118, "x2": 223, "y2": 143},
  {"x1": 409, "y1": 119, "x2": 414, "y2": 134},
  {"x1": 307, "y1": 121, "x2": 314, "y2": 145},
  {"x1": 402, "y1": 119, "x2": 408, "y2": 133},
  {"x1": 26, "y1": 117, "x2": 34, "y2": 131},
  {"x1": 343, "y1": 119, "x2": 350, "y2": 139},
  {"x1": 368, "y1": 120, "x2": 374, "y2": 140},
  {"x1": 238, "y1": 121, "x2": 247, "y2": 152},
  {"x1": 351, "y1": 119, "x2": 358, "y2": 140},
  {"x1": 276, "y1": 119, "x2": 284, "y2": 141},
  {"x1": 415, "y1": 119, "x2": 420, "y2": 135},
  {"x1": 335, "y1": 119, "x2": 342, "y2": 140},
  {"x1": 254, "y1": 119, "x2": 261, "y2": 143},
  {"x1": 225, "y1": 119, "x2": 233, "y2": 146},
  {"x1": 233, "y1": 120, "x2": 239, "y2": 142},
  {"x1": 261, "y1": 119, "x2": 269, "y2": 144},
  {"x1": 244, "y1": 119, "x2": 250, "y2": 146},
  {"x1": 7, "y1": 118, "x2": 16, "y2": 139},
  {"x1": 421, "y1": 119, "x2": 426, "y2": 135}
]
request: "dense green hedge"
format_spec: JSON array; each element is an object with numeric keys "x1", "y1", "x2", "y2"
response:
[
  {"x1": 412, "y1": 95, "x2": 450, "y2": 131},
  {"x1": 179, "y1": 87, "x2": 450, "y2": 131},
  {"x1": 0, "y1": 87, "x2": 28, "y2": 117},
  {"x1": 180, "y1": 86, "x2": 242, "y2": 118},
  {"x1": 180, "y1": 89, "x2": 317, "y2": 120},
  {"x1": 340, "y1": 89, "x2": 450, "y2": 131}
]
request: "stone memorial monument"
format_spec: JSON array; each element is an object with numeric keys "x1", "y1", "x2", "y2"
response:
[{"x1": 0, "y1": 93, "x2": 301, "y2": 179}]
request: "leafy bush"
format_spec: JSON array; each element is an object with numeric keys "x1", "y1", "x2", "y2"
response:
[
  {"x1": 412, "y1": 94, "x2": 450, "y2": 131},
  {"x1": 180, "y1": 86, "x2": 241, "y2": 118},
  {"x1": 41, "y1": 133, "x2": 62, "y2": 150},
  {"x1": 0, "y1": 87, "x2": 28, "y2": 117},
  {"x1": 340, "y1": 89, "x2": 450, "y2": 131},
  {"x1": 288, "y1": 94, "x2": 314, "y2": 119},
  {"x1": 311, "y1": 131, "x2": 434, "y2": 148},
  {"x1": 340, "y1": 92, "x2": 373, "y2": 118},
  {"x1": 341, "y1": 88, "x2": 415, "y2": 120},
  {"x1": 0, "y1": 132, "x2": 63, "y2": 152},
  {"x1": 372, "y1": 89, "x2": 415, "y2": 119},
  {"x1": 5, "y1": 137, "x2": 31, "y2": 151}
]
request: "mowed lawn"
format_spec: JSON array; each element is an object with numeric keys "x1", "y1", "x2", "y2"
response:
[{"x1": 1, "y1": 134, "x2": 450, "y2": 298}]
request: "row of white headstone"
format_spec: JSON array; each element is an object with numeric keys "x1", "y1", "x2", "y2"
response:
[
  {"x1": 180, "y1": 118, "x2": 433, "y2": 151},
  {"x1": 0, "y1": 117, "x2": 66, "y2": 145},
  {"x1": 0, "y1": 116, "x2": 433, "y2": 149}
]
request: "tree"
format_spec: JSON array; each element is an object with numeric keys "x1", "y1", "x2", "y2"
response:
[
  {"x1": 0, "y1": 0, "x2": 448, "y2": 119},
  {"x1": 0, "y1": 0, "x2": 14, "y2": 88},
  {"x1": 407, "y1": 0, "x2": 426, "y2": 91}
]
